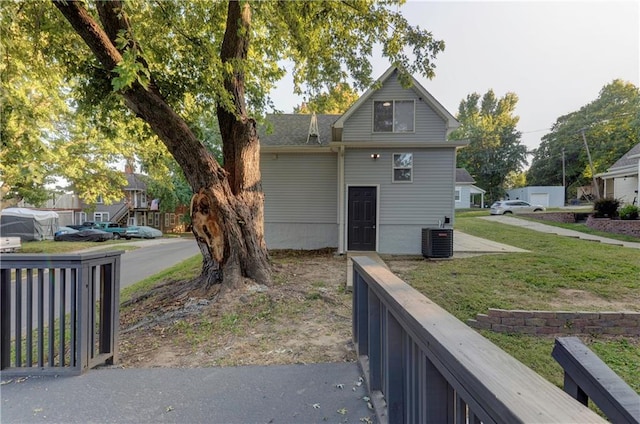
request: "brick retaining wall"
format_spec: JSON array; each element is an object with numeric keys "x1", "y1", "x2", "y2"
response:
[
  {"x1": 586, "y1": 216, "x2": 640, "y2": 237},
  {"x1": 519, "y1": 212, "x2": 578, "y2": 223},
  {"x1": 467, "y1": 308, "x2": 640, "y2": 336},
  {"x1": 517, "y1": 212, "x2": 640, "y2": 237}
]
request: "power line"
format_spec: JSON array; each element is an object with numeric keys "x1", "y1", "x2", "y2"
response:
[{"x1": 521, "y1": 128, "x2": 551, "y2": 134}]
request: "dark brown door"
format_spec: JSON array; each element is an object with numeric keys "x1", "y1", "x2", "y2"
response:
[{"x1": 348, "y1": 186, "x2": 377, "y2": 251}]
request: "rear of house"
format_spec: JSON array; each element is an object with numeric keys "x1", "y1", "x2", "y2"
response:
[{"x1": 260, "y1": 67, "x2": 466, "y2": 255}]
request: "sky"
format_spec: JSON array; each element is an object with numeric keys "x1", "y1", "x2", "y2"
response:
[{"x1": 270, "y1": 1, "x2": 639, "y2": 157}]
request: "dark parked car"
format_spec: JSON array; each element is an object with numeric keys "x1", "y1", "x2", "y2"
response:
[
  {"x1": 125, "y1": 225, "x2": 163, "y2": 239},
  {"x1": 54, "y1": 228, "x2": 113, "y2": 242}
]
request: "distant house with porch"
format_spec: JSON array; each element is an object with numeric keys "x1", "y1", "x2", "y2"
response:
[
  {"x1": 596, "y1": 142, "x2": 640, "y2": 206},
  {"x1": 259, "y1": 66, "x2": 467, "y2": 255},
  {"x1": 455, "y1": 168, "x2": 485, "y2": 209}
]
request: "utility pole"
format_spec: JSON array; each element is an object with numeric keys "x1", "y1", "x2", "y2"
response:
[
  {"x1": 561, "y1": 147, "x2": 566, "y2": 205},
  {"x1": 580, "y1": 128, "x2": 601, "y2": 200}
]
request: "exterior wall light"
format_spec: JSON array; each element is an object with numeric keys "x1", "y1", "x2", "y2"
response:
[{"x1": 371, "y1": 153, "x2": 380, "y2": 159}]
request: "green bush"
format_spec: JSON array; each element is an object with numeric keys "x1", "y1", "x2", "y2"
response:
[
  {"x1": 619, "y1": 204, "x2": 639, "y2": 220},
  {"x1": 593, "y1": 197, "x2": 620, "y2": 218}
]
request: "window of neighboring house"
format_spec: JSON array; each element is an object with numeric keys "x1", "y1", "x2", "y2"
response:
[
  {"x1": 154, "y1": 212, "x2": 160, "y2": 227},
  {"x1": 392, "y1": 153, "x2": 413, "y2": 182},
  {"x1": 455, "y1": 190, "x2": 461, "y2": 202},
  {"x1": 170, "y1": 213, "x2": 176, "y2": 226},
  {"x1": 94, "y1": 212, "x2": 109, "y2": 222},
  {"x1": 96, "y1": 195, "x2": 104, "y2": 204},
  {"x1": 164, "y1": 213, "x2": 170, "y2": 227},
  {"x1": 373, "y1": 100, "x2": 415, "y2": 133}
]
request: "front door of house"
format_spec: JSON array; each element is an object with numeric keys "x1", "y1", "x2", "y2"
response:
[{"x1": 348, "y1": 186, "x2": 377, "y2": 251}]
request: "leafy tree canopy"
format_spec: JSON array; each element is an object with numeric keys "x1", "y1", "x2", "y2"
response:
[
  {"x1": 527, "y1": 79, "x2": 640, "y2": 198},
  {"x1": 449, "y1": 89, "x2": 527, "y2": 203},
  {"x1": 294, "y1": 84, "x2": 360, "y2": 114},
  {"x1": 1, "y1": 0, "x2": 445, "y2": 207}
]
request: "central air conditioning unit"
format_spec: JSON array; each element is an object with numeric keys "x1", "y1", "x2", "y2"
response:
[{"x1": 422, "y1": 228, "x2": 453, "y2": 258}]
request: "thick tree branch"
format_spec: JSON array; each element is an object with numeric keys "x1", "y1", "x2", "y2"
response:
[
  {"x1": 52, "y1": 0, "x2": 222, "y2": 191},
  {"x1": 53, "y1": 0, "x2": 122, "y2": 70},
  {"x1": 218, "y1": 1, "x2": 258, "y2": 194}
]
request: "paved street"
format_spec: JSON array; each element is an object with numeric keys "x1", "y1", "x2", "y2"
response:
[{"x1": 117, "y1": 238, "x2": 200, "y2": 289}]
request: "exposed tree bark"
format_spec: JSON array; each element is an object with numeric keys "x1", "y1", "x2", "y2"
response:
[{"x1": 53, "y1": 0, "x2": 271, "y2": 289}]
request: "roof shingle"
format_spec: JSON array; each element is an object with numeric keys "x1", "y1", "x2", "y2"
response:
[{"x1": 258, "y1": 114, "x2": 340, "y2": 146}]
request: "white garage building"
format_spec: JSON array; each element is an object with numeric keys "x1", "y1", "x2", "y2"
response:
[{"x1": 505, "y1": 186, "x2": 565, "y2": 208}]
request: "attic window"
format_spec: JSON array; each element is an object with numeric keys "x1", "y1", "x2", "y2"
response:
[{"x1": 373, "y1": 100, "x2": 415, "y2": 133}]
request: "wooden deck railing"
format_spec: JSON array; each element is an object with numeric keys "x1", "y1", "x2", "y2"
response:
[
  {"x1": 1, "y1": 251, "x2": 122, "y2": 377},
  {"x1": 351, "y1": 256, "x2": 606, "y2": 424},
  {"x1": 553, "y1": 337, "x2": 640, "y2": 423}
]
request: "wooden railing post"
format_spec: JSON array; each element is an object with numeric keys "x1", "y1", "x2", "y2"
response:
[
  {"x1": 0, "y1": 269, "x2": 11, "y2": 370},
  {"x1": 385, "y1": 311, "x2": 404, "y2": 423},
  {"x1": 368, "y1": 288, "x2": 382, "y2": 391}
]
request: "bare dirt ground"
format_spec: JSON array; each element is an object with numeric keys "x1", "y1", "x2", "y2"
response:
[
  {"x1": 118, "y1": 251, "x2": 636, "y2": 369},
  {"x1": 118, "y1": 250, "x2": 356, "y2": 368}
]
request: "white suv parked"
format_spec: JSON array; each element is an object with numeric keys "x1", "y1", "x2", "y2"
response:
[{"x1": 490, "y1": 200, "x2": 545, "y2": 215}]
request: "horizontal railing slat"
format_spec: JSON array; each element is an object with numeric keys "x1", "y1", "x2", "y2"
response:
[
  {"x1": 352, "y1": 256, "x2": 606, "y2": 424},
  {"x1": 552, "y1": 337, "x2": 640, "y2": 424}
]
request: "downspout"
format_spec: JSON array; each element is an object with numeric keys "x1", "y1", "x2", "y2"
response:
[{"x1": 338, "y1": 145, "x2": 345, "y2": 254}]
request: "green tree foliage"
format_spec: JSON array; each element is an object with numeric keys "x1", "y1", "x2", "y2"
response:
[
  {"x1": 2, "y1": 0, "x2": 444, "y2": 205},
  {"x1": 5, "y1": 0, "x2": 446, "y2": 288},
  {"x1": 0, "y1": 1, "x2": 168, "y2": 206},
  {"x1": 527, "y1": 80, "x2": 640, "y2": 198},
  {"x1": 294, "y1": 84, "x2": 360, "y2": 114},
  {"x1": 450, "y1": 90, "x2": 527, "y2": 203},
  {"x1": 504, "y1": 171, "x2": 527, "y2": 190}
]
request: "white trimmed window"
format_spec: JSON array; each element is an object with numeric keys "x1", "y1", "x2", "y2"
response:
[
  {"x1": 455, "y1": 190, "x2": 461, "y2": 202},
  {"x1": 94, "y1": 212, "x2": 109, "y2": 222},
  {"x1": 392, "y1": 153, "x2": 413, "y2": 182},
  {"x1": 373, "y1": 100, "x2": 415, "y2": 133}
]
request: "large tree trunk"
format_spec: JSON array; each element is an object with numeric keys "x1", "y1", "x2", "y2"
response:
[{"x1": 53, "y1": 0, "x2": 271, "y2": 289}]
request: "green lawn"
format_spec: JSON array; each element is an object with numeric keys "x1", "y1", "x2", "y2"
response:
[
  {"x1": 17, "y1": 239, "x2": 139, "y2": 254},
  {"x1": 392, "y1": 212, "x2": 639, "y2": 394}
]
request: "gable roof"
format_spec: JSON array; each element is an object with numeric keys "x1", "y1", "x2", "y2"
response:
[
  {"x1": 609, "y1": 142, "x2": 640, "y2": 170},
  {"x1": 332, "y1": 66, "x2": 459, "y2": 133},
  {"x1": 258, "y1": 114, "x2": 340, "y2": 147},
  {"x1": 456, "y1": 168, "x2": 476, "y2": 184},
  {"x1": 596, "y1": 142, "x2": 640, "y2": 179},
  {"x1": 125, "y1": 173, "x2": 147, "y2": 191}
]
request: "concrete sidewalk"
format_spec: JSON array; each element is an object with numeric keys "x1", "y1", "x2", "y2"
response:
[
  {"x1": 481, "y1": 215, "x2": 640, "y2": 249},
  {"x1": 0, "y1": 363, "x2": 375, "y2": 424}
]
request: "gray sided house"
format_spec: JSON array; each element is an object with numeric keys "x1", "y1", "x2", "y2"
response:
[
  {"x1": 596, "y1": 142, "x2": 640, "y2": 206},
  {"x1": 455, "y1": 168, "x2": 485, "y2": 209},
  {"x1": 259, "y1": 67, "x2": 467, "y2": 255}
]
